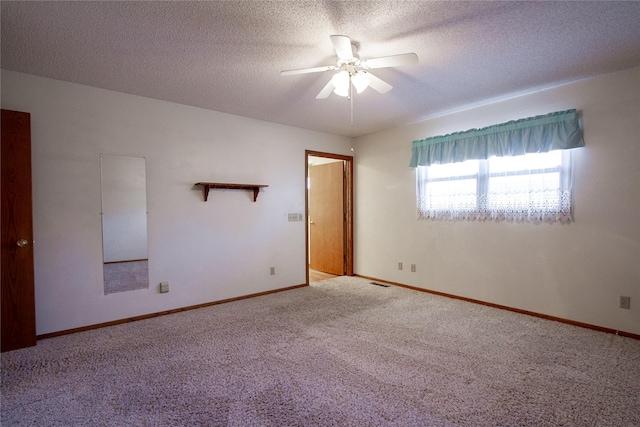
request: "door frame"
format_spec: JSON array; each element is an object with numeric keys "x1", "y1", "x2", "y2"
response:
[{"x1": 305, "y1": 150, "x2": 353, "y2": 284}]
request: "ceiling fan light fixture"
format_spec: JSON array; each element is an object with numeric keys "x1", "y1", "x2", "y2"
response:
[
  {"x1": 333, "y1": 86, "x2": 350, "y2": 97},
  {"x1": 332, "y1": 70, "x2": 369, "y2": 97},
  {"x1": 351, "y1": 72, "x2": 370, "y2": 94},
  {"x1": 331, "y1": 71, "x2": 350, "y2": 97}
]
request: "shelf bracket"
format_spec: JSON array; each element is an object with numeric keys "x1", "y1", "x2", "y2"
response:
[{"x1": 202, "y1": 184, "x2": 211, "y2": 202}]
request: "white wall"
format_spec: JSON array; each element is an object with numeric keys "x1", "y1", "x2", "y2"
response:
[
  {"x1": 1, "y1": 71, "x2": 352, "y2": 335},
  {"x1": 354, "y1": 66, "x2": 640, "y2": 335}
]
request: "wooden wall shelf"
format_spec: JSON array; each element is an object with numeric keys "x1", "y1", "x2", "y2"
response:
[{"x1": 195, "y1": 182, "x2": 268, "y2": 202}]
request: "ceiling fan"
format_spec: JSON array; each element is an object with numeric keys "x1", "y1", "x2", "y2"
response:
[{"x1": 281, "y1": 35, "x2": 418, "y2": 99}]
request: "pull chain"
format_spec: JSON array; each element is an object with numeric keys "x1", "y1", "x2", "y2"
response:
[{"x1": 349, "y1": 76, "x2": 354, "y2": 133}]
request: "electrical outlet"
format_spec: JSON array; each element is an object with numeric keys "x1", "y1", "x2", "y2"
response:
[
  {"x1": 159, "y1": 282, "x2": 169, "y2": 293},
  {"x1": 619, "y1": 296, "x2": 631, "y2": 309},
  {"x1": 411, "y1": 264, "x2": 416, "y2": 272},
  {"x1": 270, "y1": 267, "x2": 275, "y2": 276},
  {"x1": 398, "y1": 262, "x2": 403, "y2": 271}
]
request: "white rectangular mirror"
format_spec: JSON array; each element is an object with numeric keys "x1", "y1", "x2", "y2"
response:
[{"x1": 101, "y1": 154, "x2": 148, "y2": 294}]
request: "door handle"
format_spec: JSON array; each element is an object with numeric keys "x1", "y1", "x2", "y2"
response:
[{"x1": 16, "y1": 239, "x2": 29, "y2": 248}]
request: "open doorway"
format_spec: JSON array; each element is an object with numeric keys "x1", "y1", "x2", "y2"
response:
[{"x1": 305, "y1": 150, "x2": 353, "y2": 284}]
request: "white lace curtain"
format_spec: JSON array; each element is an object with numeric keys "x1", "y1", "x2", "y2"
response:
[{"x1": 416, "y1": 151, "x2": 574, "y2": 223}]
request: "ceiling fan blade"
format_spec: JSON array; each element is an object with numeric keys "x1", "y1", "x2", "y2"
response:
[
  {"x1": 281, "y1": 65, "x2": 337, "y2": 76},
  {"x1": 361, "y1": 71, "x2": 392, "y2": 94},
  {"x1": 361, "y1": 53, "x2": 418, "y2": 69},
  {"x1": 330, "y1": 35, "x2": 354, "y2": 60},
  {"x1": 315, "y1": 80, "x2": 335, "y2": 99}
]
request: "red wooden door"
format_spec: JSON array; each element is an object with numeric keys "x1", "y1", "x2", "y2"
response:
[
  {"x1": 309, "y1": 161, "x2": 344, "y2": 275},
  {"x1": 1, "y1": 109, "x2": 36, "y2": 352}
]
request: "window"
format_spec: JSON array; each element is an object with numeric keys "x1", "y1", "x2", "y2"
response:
[
  {"x1": 410, "y1": 109, "x2": 584, "y2": 223},
  {"x1": 417, "y1": 150, "x2": 574, "y2": 223}
]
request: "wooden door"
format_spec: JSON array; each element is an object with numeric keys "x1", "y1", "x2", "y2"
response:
[
  {"x1": 309, "y1": 161, "x2": 344, "y2": 275},
  {"x1": 1, "y1": 109, "x2": 36, "y2": 352}
]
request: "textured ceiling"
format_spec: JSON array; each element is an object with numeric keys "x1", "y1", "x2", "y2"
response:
[{"x1": 2, "y1": 1, "x2": 640, "y2": 137}]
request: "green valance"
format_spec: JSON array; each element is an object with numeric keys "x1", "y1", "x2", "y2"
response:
[{"x1": 409, "y1": 109, "x2": 585, "y2": 167}]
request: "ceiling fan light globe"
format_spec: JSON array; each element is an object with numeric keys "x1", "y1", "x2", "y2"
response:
[
  {"x1": 333, "y1": 86, "x2": 350, "y2": 97},
  {"x1": 331, "y1": 71, "x2": 350, "y2": 97},
  {"x1": 352, "y1": 73, "x2": 370, "y2": 94}
]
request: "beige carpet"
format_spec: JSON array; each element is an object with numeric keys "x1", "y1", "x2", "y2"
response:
[
  {"x1": 2, "y1": 277, "x2": 639, "y2": 426},
  {"x1": 103, "y1": 260, "x2": 149, "y2": 294}
]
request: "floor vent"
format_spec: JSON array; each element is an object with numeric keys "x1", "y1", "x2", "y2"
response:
[{"x1": 370, "y1": 282, "x2": 390, "y2": 288}]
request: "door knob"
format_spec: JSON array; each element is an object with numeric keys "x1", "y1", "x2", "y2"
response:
[{"x1": 16, "y1": 239, "x2": 29, "y2": 248}]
